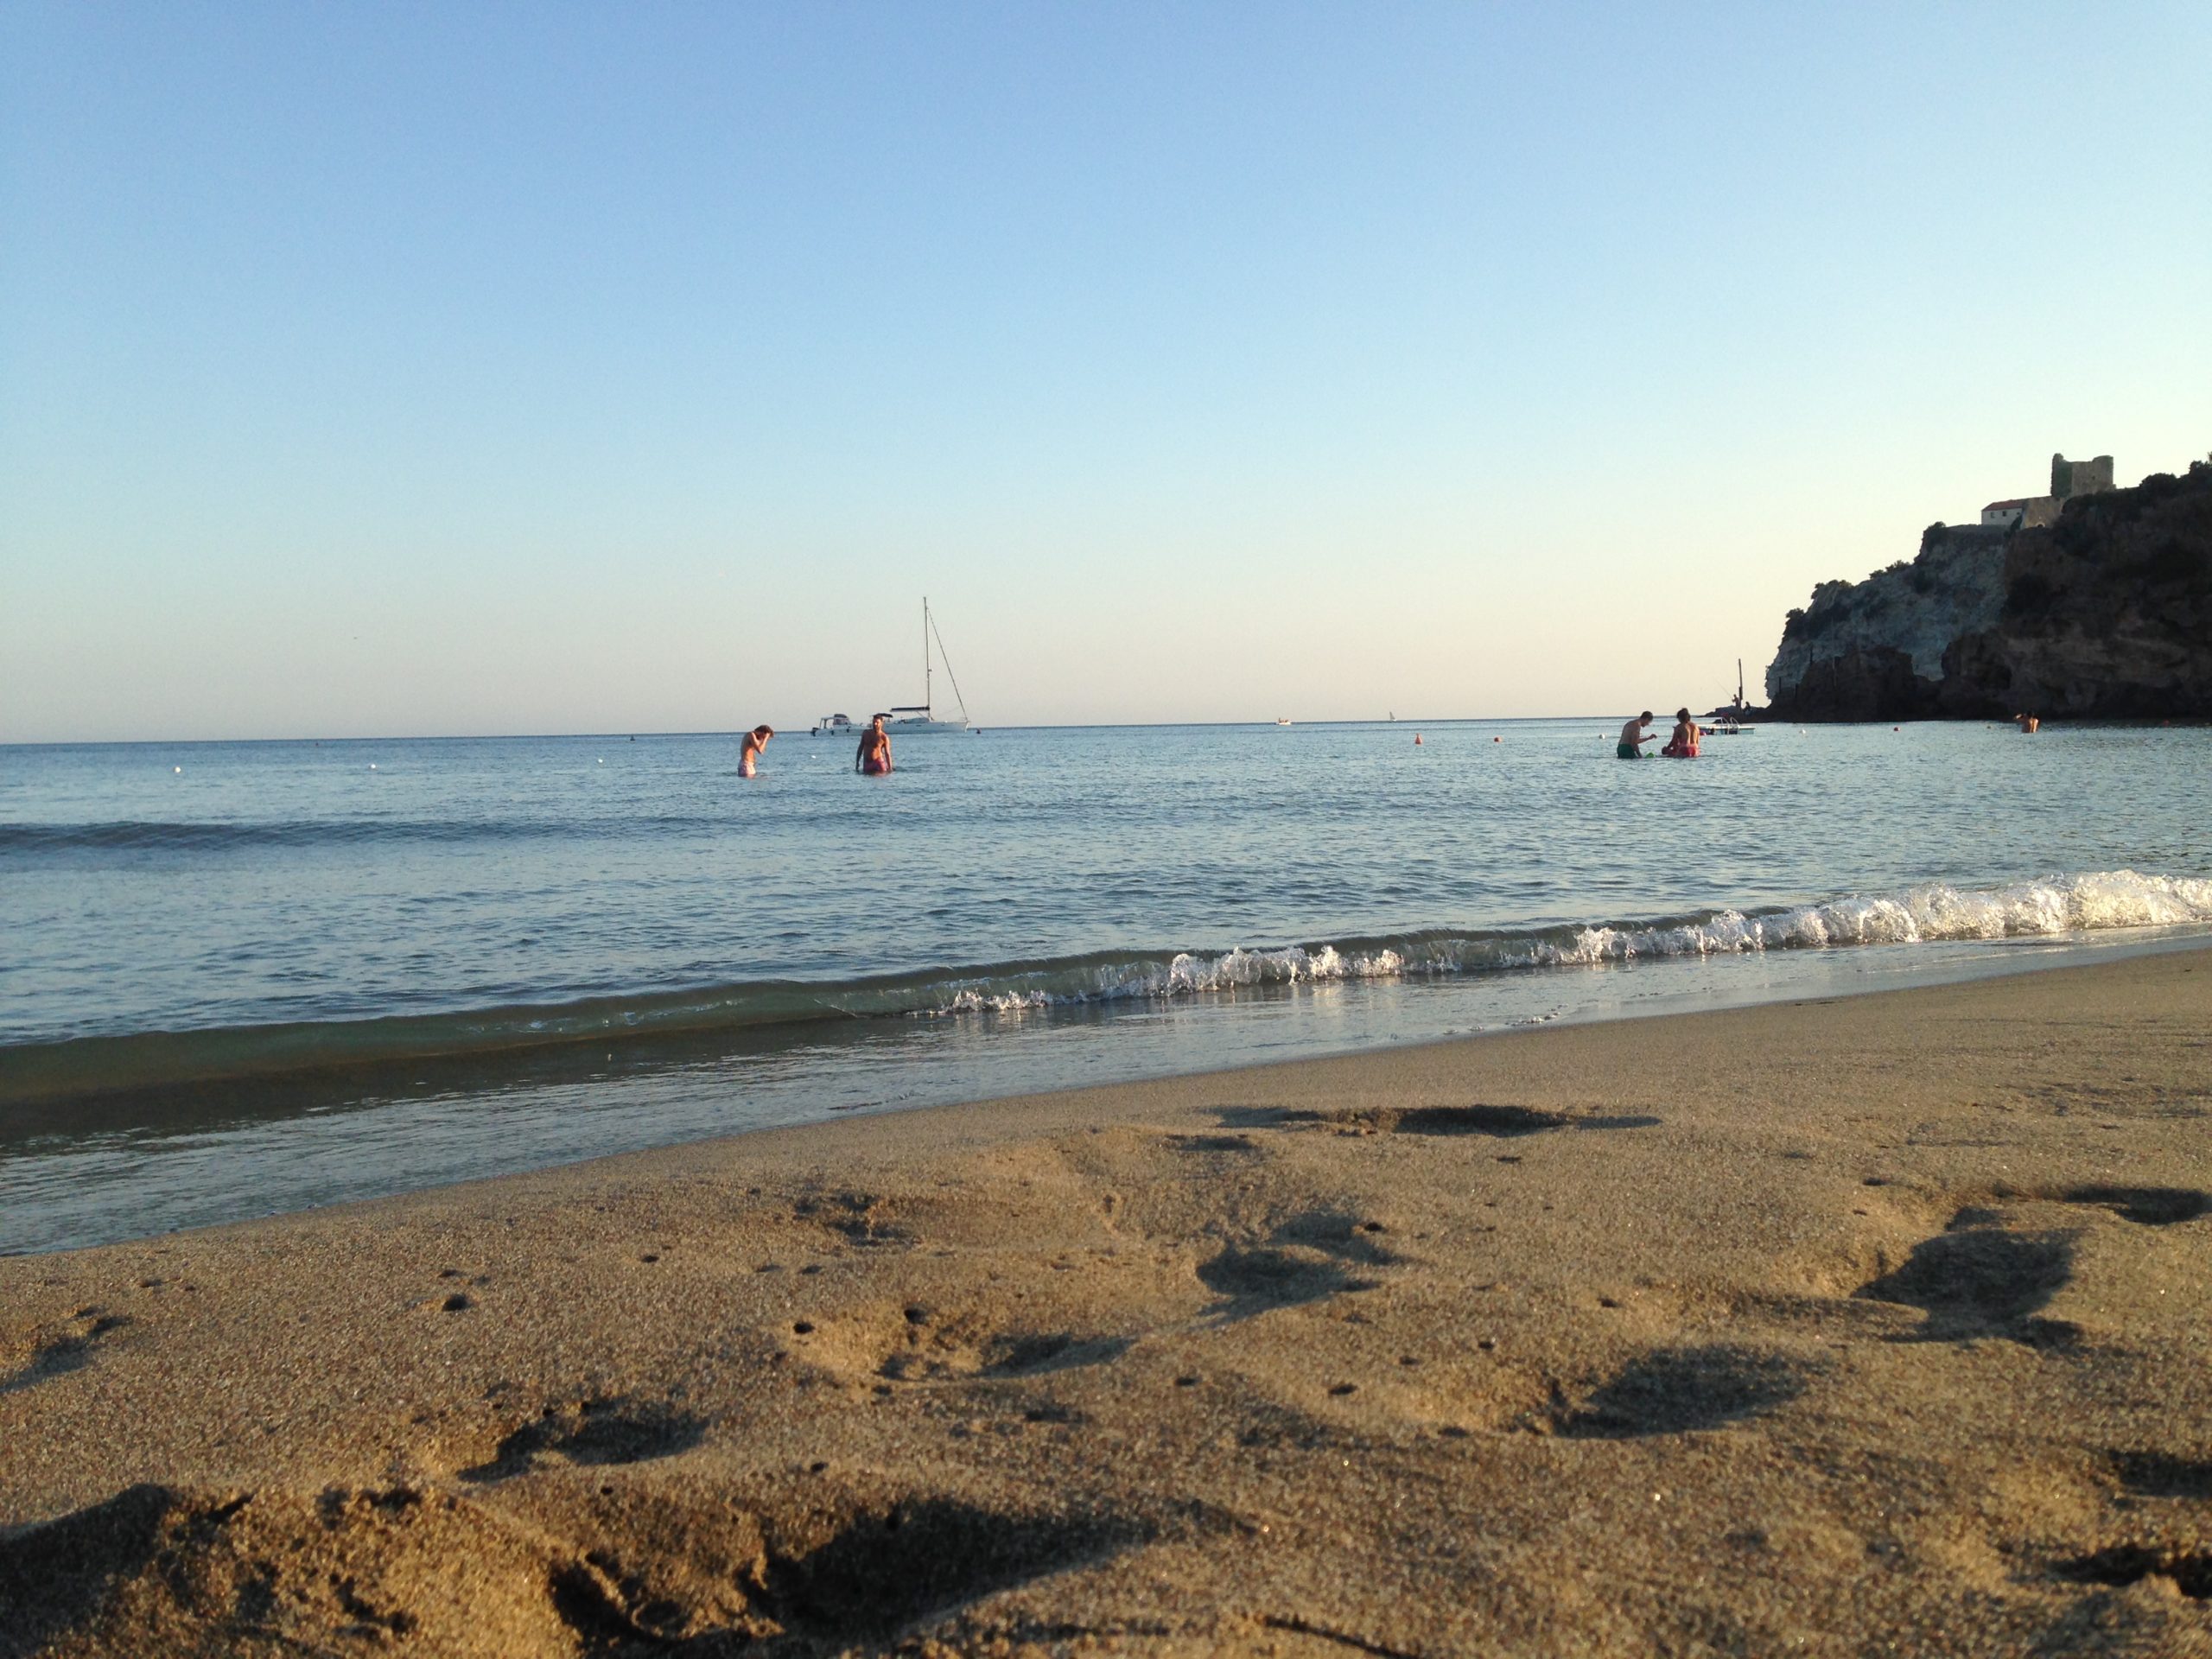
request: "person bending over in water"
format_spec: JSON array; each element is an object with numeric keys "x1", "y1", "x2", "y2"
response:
[
  {"x1": 1661, "y1": 707, "x2": 1703, "y2": 758},
  {"x1": 1617, "y1": 711, "x2": 1657, "y2": 760},
  {"x1": 855, "y1": 714, "x2": 893, "y2": 776},
  {"x1": 739, "y1": 725, "x2": 773, "y2": 778}
]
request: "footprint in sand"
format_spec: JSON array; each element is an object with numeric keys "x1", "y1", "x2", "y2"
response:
[
  {"x1": 703, "y1": 1497, "x2": 1141, "y2": 1649},
  {"x1": 1855, "y1": 1217, "x2": 2076, "y2": 1345},
  {"x1": 1230, "y1": 1395, "x2": 1346, "y2": 1452},
  {"x1": 1168, "y1": 1133, "x2": 1264, "y2": 1154},
  {"x1": 1550, "y1": 1344, "x2": 1816, "y2": 1439},
  {"x1": 879, "y1": 1325, "x2": 1128, "y2": 1383},
  {"x1": 562, "y1": 1491, "x2": 1143, "y2": 1647},
  {"x1": 1196, "y1": 1208, "x2": 1399, "y2": 1321},
  {"x1": 0, "y1": 1307, "x2": 130, "y2": 1396},
  {"x1": 1198, "y1": 1247, "x2": 1366, "y2": 1313},
  {"x1": 793, "y1": 1303, "x2": 1131, "y2": 1386},
  {"x1": 1220, "y1": 1103, "x2": 1660, "y2": 1138},
  {"x1": 460, "y1": 1396, "x2": 706, "y2": 1482},
  {"x1": 0, "y1": 1482, "x2": 1144, "y2": 1654},
  {"x1": 0, "y1": 1484, "x2": 579, "y2": 1656},
  {"x1": 2054, "y1": 1543, "x2": 2212, "y2": 1601},
  {"x1": 1856, "y1": 1186, "x2": 2206, "y2": 1350},
  {"x1": 791, "y1": 1190, "x2": 913, "y2": 1249},
  {"x1": 2053, "y1": 1185, "x2": 2209, "y2": 1227},
  {"x1": 2109, "y1": 1449, "x2": 2212, "y2": 1500}
]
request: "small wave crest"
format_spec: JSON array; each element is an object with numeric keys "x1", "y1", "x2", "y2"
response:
[
  {"x1": 947, "y1": 870, "x2": 2212, "y2": 1009},
  {"x1": 1533, "y1": 868, "x2": 2212, "y2": 967},
  {"x1": 3, "y1": 869, "x2": 2205, "y2": 1103}
]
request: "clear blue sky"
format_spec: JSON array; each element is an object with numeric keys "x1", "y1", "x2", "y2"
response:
[{"x1": 4, "y1": 2, "x2": 2207, "y2": 741}]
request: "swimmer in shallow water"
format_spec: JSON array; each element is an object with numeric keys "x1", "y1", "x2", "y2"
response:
[
  {"x1": 738, "y1": 725, "x2": 773, "y2": 778},
  {"x1": 1661, "y1": 707, "x2": 1702, "y2": 758},
  {"x1": 1617, "y1": 711, "x2": 1656, "y2": 760},
  {"x1": 855, "y1": 714, "x2": 893, "y2": 776}
]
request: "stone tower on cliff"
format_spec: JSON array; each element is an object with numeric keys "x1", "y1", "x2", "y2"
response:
[{"x1": 2051, "y1": 453, "x2": 2115, "y2": 499}]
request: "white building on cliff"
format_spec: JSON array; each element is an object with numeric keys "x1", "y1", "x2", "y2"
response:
[{"x1": 1980, "y1": 453, "x2": 2114, "y2": 529}]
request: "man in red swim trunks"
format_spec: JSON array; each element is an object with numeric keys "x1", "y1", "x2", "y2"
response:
[{"x1": 855, "y1": 715, "x2": 893, "y2": 775}]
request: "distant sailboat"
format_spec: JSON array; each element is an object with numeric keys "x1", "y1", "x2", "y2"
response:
[
  {"x1": 883, "y1": 599, "x2": 969, "y2": 734},
  {"x1": 1705, "y1": 657, "x2": 1758, "y2": 734}
]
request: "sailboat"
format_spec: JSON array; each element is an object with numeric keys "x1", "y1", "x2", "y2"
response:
[
  {"x1": 882, "y1": 599, "x2": 970, "y2": 734},
  {"x1": 1704, "y1": 658, "x2": 1758, "y2": 733}
]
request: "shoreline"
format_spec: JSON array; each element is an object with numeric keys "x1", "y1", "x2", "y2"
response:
[
  {"x1": 4, "y1": 946, "x2": 2210, "y2": 1653},
  {"x1": 7, "y1": 918, "x2": 2211, "y2": 1259}
]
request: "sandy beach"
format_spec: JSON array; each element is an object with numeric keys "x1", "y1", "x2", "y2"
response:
[{"x1": 3, "y1": 947, "x2": 2209, "y2": 1656}]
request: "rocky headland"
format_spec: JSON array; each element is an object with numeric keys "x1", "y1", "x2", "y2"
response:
[{"x1": 1764, "y1": 461, "x2": 2212, "y2": 721}]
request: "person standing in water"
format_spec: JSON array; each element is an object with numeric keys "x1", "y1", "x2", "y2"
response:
[
  {"x1": 1617, "y1": 711, "x2": 1657, "y2": 759},
  {"x1": 1661, "y1": 707, "x2": 1703, "y2": 758},
  {"x1": 855, "y1": 714, "x2": 893, "y2": 775},
  {"x1": 738, "y1": 725, "x2": 773, "y2": 778}
]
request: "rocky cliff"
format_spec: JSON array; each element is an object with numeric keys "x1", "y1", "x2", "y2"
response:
[{"x1": 1764, "y1": 464, "x2": 2212, "y2": 721}]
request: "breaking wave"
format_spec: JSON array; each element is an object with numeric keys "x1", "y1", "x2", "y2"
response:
[
  {"x1": 3, "y1": 869, "x2": 2206, "y2": 1104},
  {"x1": 945, "y1": 868, "x2": 2212, "y2": 1010}
]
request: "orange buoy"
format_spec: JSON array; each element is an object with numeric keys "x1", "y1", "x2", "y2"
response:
[
  {"x1": 1493, "y1": 735, "x2": 1501, "y2": 742},
  {"x1": 1414, "y1": 734, "x2": 1422, "y2": 745}
]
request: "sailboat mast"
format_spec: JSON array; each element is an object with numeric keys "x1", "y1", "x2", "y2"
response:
[{"x1": 924, "y1": 597, "x2": 932, "y2": 715}]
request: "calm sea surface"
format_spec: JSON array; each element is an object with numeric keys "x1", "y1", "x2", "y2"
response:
[{"x1": 4, "y1": 718, "x2": 2209, "y2": 1253}]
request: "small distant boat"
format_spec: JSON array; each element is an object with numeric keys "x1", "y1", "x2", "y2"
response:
[
  {"x1": 1274, "y1": 717, "x2": 1293, "y2": 726},
  {"x1": 885, "y1": 599, "x2": 970, "y2": 734},
  {"x1": 817, "y1": 601, "x2": 973, "y2": 735},
  {"x1": 1705, "y1": 658, "x2": 1758, "y2": 733}
]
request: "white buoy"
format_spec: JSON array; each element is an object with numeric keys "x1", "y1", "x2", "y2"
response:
[
  {"x1": 369, "y1": 763, "x2": 378, "y2": 770},
  {"x1": 173, "y1": 766, "x2": 181, "y2": 773}
]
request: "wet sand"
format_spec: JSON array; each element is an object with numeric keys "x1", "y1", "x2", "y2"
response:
[{"x1": 3, "y1": 947, "x2": 2210, "y2": 1656}]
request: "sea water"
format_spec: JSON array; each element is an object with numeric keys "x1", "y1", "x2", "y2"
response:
[{"x1": 3, "y1": 718, "x2": 2209, "y2": 1253}]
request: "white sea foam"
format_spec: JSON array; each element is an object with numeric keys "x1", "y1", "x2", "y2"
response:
[
  {"x1": 938, "y1": 942, "x2": 1410, "y2": 1014},
  {"x1": 927, "y1": 871, "x2": 2212, "y2": 1018},
  {"x1": 1548, "y1": 870, "x2": 2212, "y2": 967}
]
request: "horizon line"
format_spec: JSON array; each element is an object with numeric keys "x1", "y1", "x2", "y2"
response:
[{"x1": 0, "y1": 713, "x2": 1695, "y2": 748}]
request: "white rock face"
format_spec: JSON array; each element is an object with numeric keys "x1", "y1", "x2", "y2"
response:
[{"x1": 1765, "y1": 530, "x2": 2009, "y2": 702}]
